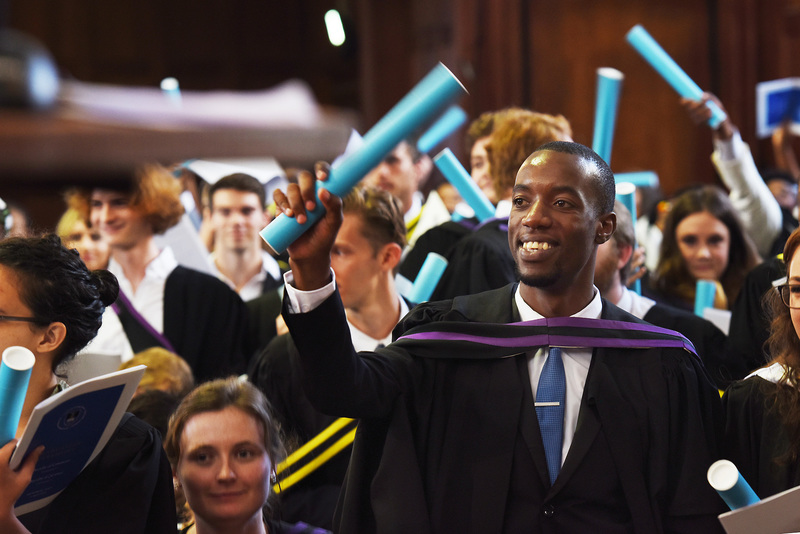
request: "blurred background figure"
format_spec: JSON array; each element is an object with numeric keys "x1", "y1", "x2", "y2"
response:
[{"x1": 56, "y1": 203, "x2": 110, "y2": 271}]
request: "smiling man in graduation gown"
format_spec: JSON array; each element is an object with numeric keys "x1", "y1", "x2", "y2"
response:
[{"x1": 274, "y1": 142, "x2": 726, "y2": 533}]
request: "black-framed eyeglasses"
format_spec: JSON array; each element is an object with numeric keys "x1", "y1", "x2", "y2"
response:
[
  {"x1": 777, "y1": 284, "x2": 800, "y2": 309},
  {"x1": 0, "y1": 315, "x2": 45, "y2": 324}
]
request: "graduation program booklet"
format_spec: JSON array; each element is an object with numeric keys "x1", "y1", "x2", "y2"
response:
[
  {"x1": 9, "y1": 365, "x2": 145, "y2": 515},
  {"x1": 718, "y1": 483, "x2": 800, "y2": 534}
]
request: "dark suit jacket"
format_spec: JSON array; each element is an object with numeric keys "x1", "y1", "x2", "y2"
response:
[{"x1": 285, "y1": 284, "x2": 725, "y2": 534}]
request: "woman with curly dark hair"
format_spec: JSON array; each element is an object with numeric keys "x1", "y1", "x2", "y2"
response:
[
  {"x1": 723, "y1": 227, "x2": 800, "y2": 498},
  {"x1": 0, "y1": 234, "x2": 176, "y2": 534},
  {"x1": 647, "y1": 184, "x2": 761, "y2": 311}
]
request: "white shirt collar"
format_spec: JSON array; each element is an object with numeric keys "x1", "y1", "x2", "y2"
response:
[
  {"x1": 514, "y1": 284, "x2": 603, "y2": 322},
  {"x1": 348, "y1": 296, "x2": 410, "y2": 352},
  {"x1": 616, "y1": 287, "x2": 657, "y2": 319},
  {"x1": 404, "y1": 192, "x2": 424, "y2": 224},
  {"x1": 494, "y1": 199, "x2": 512, "y2": 218},
  {"x1": 108, "y1": 246, "x2": 178, "y2": 286}
]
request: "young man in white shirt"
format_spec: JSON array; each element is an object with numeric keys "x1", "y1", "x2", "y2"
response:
[
  {"x1": 80, "y1": 165, "x2": 250, "y2": 382},
  {"x1": 207, "y1": 173, "x2": 282, "y2": 302}
]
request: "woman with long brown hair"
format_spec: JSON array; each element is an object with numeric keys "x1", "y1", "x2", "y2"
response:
[
  {"x1": 647, "y1": 185, "x2": 761, "y2": 311},
  {"x1": 724, "y1": 227, "x2": 800, "y2": 497}
]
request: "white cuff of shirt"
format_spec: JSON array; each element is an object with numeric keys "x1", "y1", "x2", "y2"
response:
[
  {"x1": 283, "y1": 269, "x2": 336, "y2": 314},
  {"x1": 713, "y1": 130, "x2": 743, "y2": 161}
]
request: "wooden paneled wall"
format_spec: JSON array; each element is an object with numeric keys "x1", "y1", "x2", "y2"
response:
[{"x1": 8, "y1": 1, "x2": 800, "y2": 226}]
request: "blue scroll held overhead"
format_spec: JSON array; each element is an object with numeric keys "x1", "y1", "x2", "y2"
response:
[
  {"x1": 625, "y1": 24, "x2": 727, "y2": 129},
  {"x1": 592, "y1": 67, "x2": 624, "y2": 165},
  {"x1": 433, "y1": 148, "x2": 496, "y2": 222},
  {"x1": 260, "y1": 63, "x2": 468, "y2": 254},
  {"x1": 417, "y1": 105, "x2": 468, "y2": 154},
  {"x1": 407, "y1": 252, "x2": 449, "y2": 304}
]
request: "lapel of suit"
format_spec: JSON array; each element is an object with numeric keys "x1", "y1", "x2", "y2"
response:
[
  {"x1": 546, "y1": 301, "x2": 630, "y2": 497},
  {"x1": 517, "y1": 354, "x2": 553, "y2": 490},
  {"x1": 547, "y1": 355, "x2": 602, "y2": 495},
  {"x1": 460, "y1": 285, "x2": 553, "y2": 490}
]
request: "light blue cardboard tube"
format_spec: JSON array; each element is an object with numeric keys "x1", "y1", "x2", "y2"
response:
[
  {"x1": 408, "y1": 252, "x2": 448, "y2": 304},
  {"x1": 433, "y1": 148, "x2": 495, "y2": 222},
  {"x1": 694, "y1": 279, "x2": 717, "y2": 317},
  {"x1": 625, "y1": 24, "x2": 727, "y2": 129},
  {"x1": 417, "y1": 106, "x2": 467, "y2": 154},
  {"x1": 615, "y1": 171, "x2": 659, "y2": 189},
  {"x1": 615, "y1": 183, "x2": 641, "y2": 295},
  {"x1": 0, "y1": 346, "x2": 35, "y2": 446},
  {"x1": 592, "y1": 67, "x2": 624, "y2": 165},
  {"x1": 260, "y1": 63, "x2": 467, "y2": 254},
  {"x1": 708, "y1": 459, "x2": 760, "y2": 510}
]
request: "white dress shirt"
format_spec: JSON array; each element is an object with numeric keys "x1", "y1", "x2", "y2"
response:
[
  {"x1": 515, "y1": 286, "x2": 600, "y2": 467},
  {"x1": 208, "y1": 250, "x2": 282, "y2": 302},
  {"x1": 92, "y1": 247, "x2": 179, "y2": 362}
]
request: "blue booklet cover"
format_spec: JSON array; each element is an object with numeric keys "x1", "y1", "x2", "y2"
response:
[
  {"x1": 756, "y1": 78, "x2": 800, "y2": 138},
  {"x1": 9, "y1": 365, "x2": 144, "y2": 515}
]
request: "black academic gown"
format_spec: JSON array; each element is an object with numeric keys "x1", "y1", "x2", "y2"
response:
[
  {"x1": 726, "y1": 256, "x2": 785, "y2": 374},
  {"x1": 399, "y1": 219, "x2": 477, "y2": 282},
  {"x1": 723, "y1": 376, "x2": 800, "y2": 499},
  {"x1": 643, "y1": 302, "x2": 745, "y2": 388},
  {"x1": 430, "y1": 218, "x2": 515, "y2": 301},
  {"x1": 19, "y1": 414, "x2": 176, "y2": 534},
  {"x1": 284, "y1": 284, "x2": 725, "y2": 534},
  {"x1": 162, "y1": 266, "x2": 251, "y2": 382}
]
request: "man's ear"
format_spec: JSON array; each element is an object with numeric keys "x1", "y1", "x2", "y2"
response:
[
  {"x1": 595, "y1": 212, "x2": 617, "y2": 244},
  {"x1": 37, "y1": 321, "x2": 67, "y2": 355},
  {"x1": 379, "y1": 242, "x2": 403, "y2": 273},
  {"x1": 617, "y1": 242, "x2": 634, "y2": 271}
]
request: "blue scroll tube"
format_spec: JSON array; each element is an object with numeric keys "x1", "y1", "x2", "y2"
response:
[
  {"x1": 407, "y1": 252, "x2": 448, "y2": 304},
  {"x1": 433, "y1": 148, "x2": 496, "y2": 222},
  {"x1": 615, "y1": 182, "x2": 641, "y2": 295},
  {"x1": 625, "y1": 24, "x2": 727, "y2": 129},
  {"x1": 417, "y1": 106, "x2": 467, "y2": 154},
  {"x1": 592, "y1": 67, "x2": 625, "y2": 165},
  {"x1": 614, "y1": 171, "x2": 659, "y2": 189},
  {"x1": 694, "y1": 279, "x2": 717, "y2": 317},
  {"x1": 260, "y1": 63, "x2": 467, "y2": 254},
  {"x1": 0, "y1": 346, "x2": 35, "y2": 446},
  {"x1": 707, "y1": 459, "x2": 760, "y2": 510}
]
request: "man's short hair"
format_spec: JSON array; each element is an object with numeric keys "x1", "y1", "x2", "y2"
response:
[
  {"x1": 611, "y1": 200, "x2": 635, "y2": 283},
  {"x1": 532, "y1": 141, "x2": 616, "y2": 215},
  {"x1": 208, "y1": 173, "x2": 266, "y2": 210},
  {"x1": 342, "y1": 186, "x2": 406, "y2": 252}
]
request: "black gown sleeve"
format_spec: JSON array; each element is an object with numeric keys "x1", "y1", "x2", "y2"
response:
[{"x1": 19, "y1": 414, "x2": 176, "y2": 534}]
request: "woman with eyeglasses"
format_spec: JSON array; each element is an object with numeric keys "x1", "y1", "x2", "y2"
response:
[
  {"x1": 723, "y1": 227, "x2": 800, "y2": 499},
  {"x1": 0, "y1": 234, "x2": 176, "y2": 534}
]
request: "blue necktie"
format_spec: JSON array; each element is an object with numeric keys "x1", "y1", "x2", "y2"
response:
[{"x1": 535, "y1": 346, "x2": 565, "y2": 485}]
